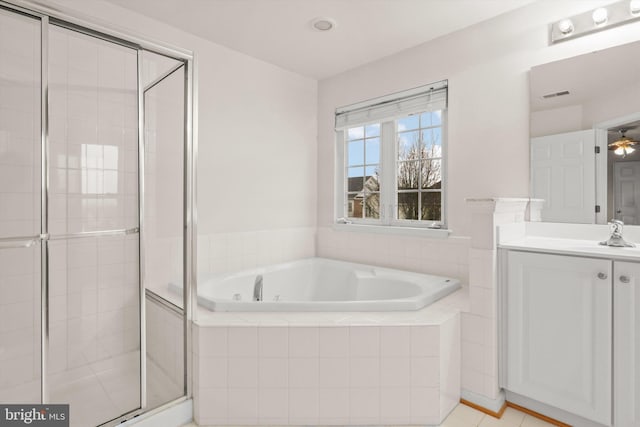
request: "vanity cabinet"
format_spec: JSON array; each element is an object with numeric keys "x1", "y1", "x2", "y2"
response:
[
  {"x1": 614, "y1": 261, "x2": 640, "y2": 426},
  {"x1": 506, "y1": 251, "x2": 612, "y2": 425}
]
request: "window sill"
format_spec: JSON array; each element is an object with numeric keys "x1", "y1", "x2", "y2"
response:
[{"x1": 331, "y1": 223, "x2": 451, "y2": 238}]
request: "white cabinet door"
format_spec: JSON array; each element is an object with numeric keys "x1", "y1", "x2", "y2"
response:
[
  {"x1": 506, "y1": 251, "x2": 611, "y2": 425},
  {"x1": 531, "y1": 129, "x2": 596, "y2": 223},
  {"x1": 614, "y1": 261, "x2": 640, "y2": 426}
]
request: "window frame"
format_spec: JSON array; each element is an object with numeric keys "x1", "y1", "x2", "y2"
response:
[
  {"x1": 335, "y1": 109, "x2": 448, "y2": 230},
  {"x1": 391, "y1": 109, "x2": 447, "y2": 228},
  {"x1": 344, "y1": 123, "x2": 382, "y2": 222}
]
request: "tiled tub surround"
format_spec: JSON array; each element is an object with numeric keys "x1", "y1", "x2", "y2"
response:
[
  {"x1": 145, "y1": 228, "x2": 316, "y2": 304},
  {"x1": 197, "y1": 228, "x2": 316, "y2": 276},
  {"x1": 193, "y1": 291, "x2": 464, "y2": 426},
  {"x1": 461, "y1": 199, "x2": 529, "y2": 412},
  {"x1": 188, "y1": 202, "x2": 533, "y2": 423},
  {"x1": 317, "y1": 227, "x2": 470, "y2": 284}
]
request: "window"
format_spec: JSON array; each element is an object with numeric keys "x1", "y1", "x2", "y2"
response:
[
  {"x1": 396, "y1": 112, "x2": 442, "y2": 221},
  {"x1": 335, "y1": 81, "x2": 447, "y2": 228},
  {"x1": 346, "y1": 124, "x2": 380, "y2": 219}
]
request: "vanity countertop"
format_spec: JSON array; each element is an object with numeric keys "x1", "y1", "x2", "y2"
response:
[{"x1": 499, "y1": 236, "x2": 640, "y2": 260}]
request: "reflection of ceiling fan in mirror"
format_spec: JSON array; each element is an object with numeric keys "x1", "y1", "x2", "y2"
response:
[{"x1": 608, "y1": 129, "x2": 639, "y2": 157}]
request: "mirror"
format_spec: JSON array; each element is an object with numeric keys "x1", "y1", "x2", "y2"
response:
[{"x1": 529, "y1": 40, "x2": 640, "y2": 224}]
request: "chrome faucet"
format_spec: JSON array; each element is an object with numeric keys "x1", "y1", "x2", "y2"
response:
[
  {"x1": 600, "y1": 219, "x2": 636, "y2": 247},
  {"x1": 253, "y1": 274, "x2": 263, "y2": 301}
]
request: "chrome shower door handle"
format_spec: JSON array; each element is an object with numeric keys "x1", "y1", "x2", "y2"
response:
[{"x1": 0, "y1": 237, "x2": 39, "y2": 249}]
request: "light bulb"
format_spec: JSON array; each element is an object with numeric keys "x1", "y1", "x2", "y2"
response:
[
  {"x1": 558, "y1": 19, "x2": 574, "y2": 35},
  {"x1": 593, "y1": 8, "x2": 608, "y2": 25},
  {"x1": 615, "y1": 147, "x2": 625, "y2": 155},
  {"x1": 631, "y1": 0, "x2": 640, "y2": 15},
  {"x1": 626, "y1": 146, "x2": 635, "y2": 154}
]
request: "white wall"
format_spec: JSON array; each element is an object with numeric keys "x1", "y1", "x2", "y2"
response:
[
  {"x1": 46, "y1": 0, "x2": 318, "y2": 237},
  {"x1": 530, "y1": 105, "x2": 583, "y2": 138},
  {"x1": 317, "y1": 0, "x2": 640, "y2": 238},
  {"x1": 582, "y1": 81, "x2": 640, "y2": 129}
]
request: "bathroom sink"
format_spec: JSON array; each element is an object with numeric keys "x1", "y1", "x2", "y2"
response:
[{"x1": 566, "y1": 243, "x2": 640, "y2": 256}]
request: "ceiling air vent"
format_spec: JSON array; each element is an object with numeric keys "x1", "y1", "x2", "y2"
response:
[{"x1": 542, "y1": 90, "x2": 570, "y2": 99}]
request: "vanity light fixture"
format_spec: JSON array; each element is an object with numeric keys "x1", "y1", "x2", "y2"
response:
[
  {"x1": 558, "y1": 19, "x2": 574, "y2": 35},
  {"x1": 592, "y1": 7, "x2": 608, "y2": 25},
  {"x1": 551, "y1": 0, "x2": 640, "y2": 44}
]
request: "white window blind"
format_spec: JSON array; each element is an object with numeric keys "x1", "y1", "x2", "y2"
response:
[{"x1": 335, "y1": 80, "x2": 447, "y2": 130}]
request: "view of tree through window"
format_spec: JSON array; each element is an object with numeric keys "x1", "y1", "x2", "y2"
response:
[
  {"x1": 343, "y1": 110, "x2": 444, "y2": 225},
  {"x1": 346, "y1": 124, "x2": 380, "y2": 219},
  {"x1": 396, "y1": 111, "x2": 443, "y2": 221}
]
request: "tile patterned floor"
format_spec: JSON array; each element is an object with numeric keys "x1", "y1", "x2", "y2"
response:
[
  {"x1": 441, "y1": 404, "x2": 557, "y2": 427},
  {"x1": 182, "y1": 402, "x2": 558, "y2": 427}
]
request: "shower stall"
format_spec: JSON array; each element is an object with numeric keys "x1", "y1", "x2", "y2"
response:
[{"x1": 0, "y1": 2, "x2": 195, "y2": 426}]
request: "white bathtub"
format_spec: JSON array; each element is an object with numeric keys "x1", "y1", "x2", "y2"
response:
[{"x1": 172, "y1": 257, "x2": 460, "y2": 312}]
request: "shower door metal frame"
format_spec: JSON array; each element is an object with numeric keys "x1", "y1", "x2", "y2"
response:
[{"x1": 0, "y1": 1, "x2": 197, "y2": 425}]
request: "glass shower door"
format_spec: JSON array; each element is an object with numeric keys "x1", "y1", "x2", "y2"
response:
[
  {"x1": 142, "y1": 51, "x2": 186, "y2": 410},
  {"x1": 0, "y1": 3, "x2": 192, "y2": 425},
  {"x1": 46, "y1": 24, "x2": 141, "y2": 426},
  {"x1": 0, "y1": 7, "x2": 42, "y2": 404}
]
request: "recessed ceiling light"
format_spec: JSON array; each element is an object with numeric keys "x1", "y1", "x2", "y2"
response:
[{"x1": 311, "y1": 17, "x2": 336, "y2": 32}]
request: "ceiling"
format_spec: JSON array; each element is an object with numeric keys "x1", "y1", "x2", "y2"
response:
[{"x1": 102, "y1": 0, "x2": 534, "y2": 80}]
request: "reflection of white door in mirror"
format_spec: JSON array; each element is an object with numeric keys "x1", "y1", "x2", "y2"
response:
[
  {"x1": 613, "y1": 161, "x2": 640, "y2": 225},
  {"x1": 531, "y1": 129, "x2": 595, "y2": 223},
  {"x1": 529, "y1": 40, "x2": 640, "y2": 224}
]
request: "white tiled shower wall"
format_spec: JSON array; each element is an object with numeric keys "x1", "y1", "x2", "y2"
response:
[
  {"x1": 0, "y1": 246, "x2": 40, "y2": 402},
  {"x1": 0, "y1": 9, "x2": 40, "y2": 403},
  {"x1": 45, "y1": 25, "x2": 141, "y2": 383},
  {"x1": 48, "y1": 26, "x2": 138, "y2": 235},
  {"x1": 0, "y1": 10, "x2": 142, "y2": 406}
]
